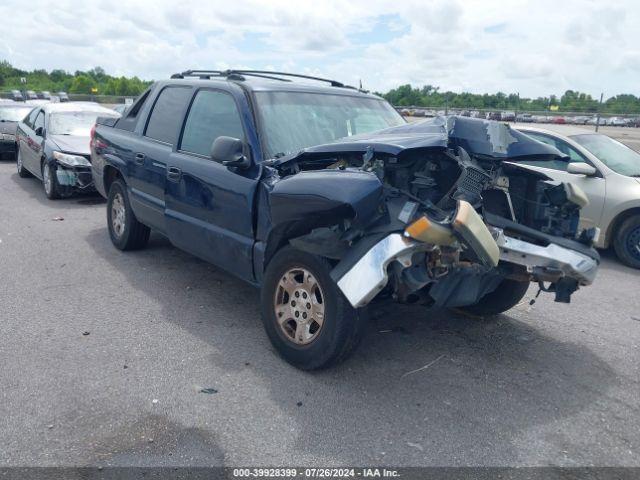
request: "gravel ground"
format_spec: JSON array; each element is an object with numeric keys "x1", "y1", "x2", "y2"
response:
[{"x1": 0, "y1": 160, "x2": 639, "y2": 467}]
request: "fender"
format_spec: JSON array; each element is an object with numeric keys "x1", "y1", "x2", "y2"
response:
[
  {"x1": 268, "y1": 169, "x2": 384, "y2": 228},
  {"x1": 253, "y1": 169, "x2": 385, "y2": 282}
]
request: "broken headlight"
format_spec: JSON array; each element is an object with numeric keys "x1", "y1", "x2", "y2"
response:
[{"x1": 53, "y1": 151, "x2": 91, "y2": 167}]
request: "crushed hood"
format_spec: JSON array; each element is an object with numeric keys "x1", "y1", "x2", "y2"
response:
[
  {"x1": 272, "y1": 115, "x2": 564, "y2": 166},
  {"x1": 48, "y1": 135, "x2": 90, "y2": 156}
]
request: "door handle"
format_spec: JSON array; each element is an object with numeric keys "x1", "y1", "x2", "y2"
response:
[
  {"x1": 167, "y1": 166, "x2": 182, "y2": 181},
  {"x1": 134, "y1": 153, "x2": 146, "y2": 165}
]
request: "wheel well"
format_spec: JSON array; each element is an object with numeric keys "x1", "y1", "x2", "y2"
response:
[
  {"x1": 607, "y1": 208, "x2": 640, "y2": 247},
  {"x1": 104, "y1": 165, "x2": 123, "y2": 194}
]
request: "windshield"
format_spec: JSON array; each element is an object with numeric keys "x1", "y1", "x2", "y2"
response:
[
  {"x1": 0, "y1": 107, "x2": 32, "y2": 122},
  {"x1": 255, "y1": 91, "x2": 405, "y2": 158},
  {"x1": 571, "y1": 134, "x2": 640, "y2": 177},
  {"x1": 49, "y1": 111, "x2": 116, "y2": 136}
]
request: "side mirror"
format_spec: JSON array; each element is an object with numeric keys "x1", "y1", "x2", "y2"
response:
[
  {"x1": 211, "y1": 136, "x2": 251, "y2": 169},
  {"x1": 567, "y1": 163, "x2": 597, "y2": 176},
  {"x1": 34, "y1": 126, "x2": 44, "y2": 137}
]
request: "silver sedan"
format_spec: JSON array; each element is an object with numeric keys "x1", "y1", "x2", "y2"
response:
[{"x1": 513, "y1": 125, "x2": 640, "y2": 269}]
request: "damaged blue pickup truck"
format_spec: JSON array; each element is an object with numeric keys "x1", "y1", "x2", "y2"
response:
[{"x1": 90, "y1": 70, "x2": 600, "y2": 370}]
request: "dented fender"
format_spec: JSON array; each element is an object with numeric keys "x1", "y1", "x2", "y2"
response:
[{"x1": 266, "y1": 169, "x2": 384, "y2": 227}]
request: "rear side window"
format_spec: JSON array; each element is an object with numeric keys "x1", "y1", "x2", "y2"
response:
[
  {"x1": 117, "y1": 89, "x2": 151, "y2": 132},
  {"x1": 180, "y1": 90, "x2": 245, "y2": 157},
  {"x1": 144, "y1": 86, "x2": 192, "y2": 145}
]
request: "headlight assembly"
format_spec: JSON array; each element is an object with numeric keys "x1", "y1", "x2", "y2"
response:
[{"x1": 53, "y1": 151, "x2": 91, "y2": 167}]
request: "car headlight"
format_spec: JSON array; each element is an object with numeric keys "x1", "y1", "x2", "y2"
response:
[{"x1": 53, "y1": 151, "x2": 91, "y2": 167}]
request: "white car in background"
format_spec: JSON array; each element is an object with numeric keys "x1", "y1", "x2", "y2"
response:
[{"x1": 513, "y1": 125, "x2": 640, "y2": 268}]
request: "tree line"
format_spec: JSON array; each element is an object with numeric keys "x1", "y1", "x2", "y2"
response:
[
  {"x1": 380, "y1": 84, "x2": 640, "y2": 114},
  {"x1": 2, "y1": 61, "x2": 639, "y2": 113},
  {"x1": 0, "y1": 61, "x2": 151, "y2": 96}
]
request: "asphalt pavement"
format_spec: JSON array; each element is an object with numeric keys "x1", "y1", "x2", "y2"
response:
[{"x1": 1, "y1": 160, "x2": 639, "y2": 467}]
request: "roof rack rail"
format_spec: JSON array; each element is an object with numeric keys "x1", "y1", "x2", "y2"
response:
[{"x1": 170, "y1": 69, "x2": 358, "y2": 90}]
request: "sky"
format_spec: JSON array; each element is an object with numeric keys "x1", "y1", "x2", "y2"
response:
[{"x1": 1, "y1": 0, "x2": 638, "y2": 98}]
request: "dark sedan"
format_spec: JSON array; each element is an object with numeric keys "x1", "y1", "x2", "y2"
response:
[
  {"x1": 10, "y1": 90, "x2": 24, "y2": 102},
  {"x1": 0, "y1": 103, "x2": 33, "y2": 160},
  {"x1": 15, "y1": 102, "x2": 119, "y2": 199}
]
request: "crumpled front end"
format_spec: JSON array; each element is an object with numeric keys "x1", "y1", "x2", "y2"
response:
[
  {"x1": 51, "y1": 152, "x2": 95, "y2": 193},
  {"x1": 263, "y1": 116, "x2": 600, "y2": 309}
]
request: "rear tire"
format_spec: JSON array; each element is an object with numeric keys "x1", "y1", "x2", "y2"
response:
[
  {"x1": 613, "y1": 216, "x2": 640, "y2": 269},
  {"x1": 16, "y1": 147, "x2": 30, "y2": 178},
  {"x1": 107, "y1": 179, "x2": 150, "y2": 250},
  {"x1": 459, "y1": 279, "x2": 530, "y2": 316},
  {"x1": 261, "y1": 246, "x2": 367, "y2": 370}
]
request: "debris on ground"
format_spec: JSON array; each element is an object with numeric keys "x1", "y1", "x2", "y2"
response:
[
  {"x1": 82, "y1": 331, "x2": 90, "y2": 336},
  {"x1": 51, "y1": 217, "x2": 64, "y2": 221},
  {"x1": 47, "y1": 424, "x2": 54, "y2": 429},
  {"x1": 296, "y1": 401, "x2": 303, "y2": 407},
  {"x1": 200, "y1": 388, "x2": 218, "y2": 394},
  {"x1": 632, "y1": 317, "x2": 640, "y2": 322},
  {"x1": 152, "y1": 399, "x2": 159, "y2": 404},
  {"x1": 402, "y1": 355, "x2": 445, "y2": 378}
]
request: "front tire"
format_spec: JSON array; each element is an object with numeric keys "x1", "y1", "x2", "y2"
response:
[
  {"x1": 16, "y1": 147, "x2": 30, "y2": 178},
  {"x1": 42, "y1": 161, "x2": 61, "y2": 199},
  {"x1": 459, "y1": 278, "x2": 530, "y2": 316},
  {"x1": 107, "y1": 179, "x2": 150, "y2": 250},
  {"x1": 613, "y1": 216, "x2": 640, "y2": 269},
  {"x1": 261, "y1": 246, "x2": 367, "y2": 370}
]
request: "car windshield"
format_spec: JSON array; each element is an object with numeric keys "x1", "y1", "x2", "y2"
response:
[
  {"x1": 49, "y1": 111, "x2": 116, "y2": 136},
  {"x1": 255, "y1": 91, "x2": 405, "y2": 158},
  {"x1": 571, "y1": 134, "x2": 640, "y2": 177},
  {"x1": 0, "y1": 107, "x2": 32, "y2": 122}
]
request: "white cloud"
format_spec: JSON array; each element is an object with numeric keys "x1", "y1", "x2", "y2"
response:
[{"x1": 0, "y1": 0, "x2": 637, "y2": 98}]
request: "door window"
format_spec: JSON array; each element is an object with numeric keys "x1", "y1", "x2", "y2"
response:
[
  {"x1": 33, "y1": 111, "x2": 45, "y2": 134},
  {"x1": 144, "y1": 86, "x2": 192, "y2": 145},
  {"x1": 522, "y1": 132, "x2": 587, "y2": 171},
  {"x1": 180, "y1": 90, "x2": 245, "y2": 158},
  {"x1": 24, "y1": 108, "x2": 38, "y2": 128}
]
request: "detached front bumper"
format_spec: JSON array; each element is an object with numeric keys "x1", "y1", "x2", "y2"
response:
[
  {"x1": 495, "y1": 232, "x2": 598, "y2": 286},
  {"x1": 333, "y1": 230, "x2": 599, "y2": 308}
]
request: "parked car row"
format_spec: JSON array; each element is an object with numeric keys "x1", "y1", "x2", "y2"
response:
[
  {"x1": 3, "y1": 90, "x2": 69, "y2": 103},
  {"x1": 399, "y1": 108, "x2": 640, "y2": 127},
  {"x1": 9, "y1": 70, "x2": 639, "y2": 369}
]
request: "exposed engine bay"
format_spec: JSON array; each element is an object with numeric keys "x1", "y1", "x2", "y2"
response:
[{"x1": 258, "y1": 116, "x2": 599, "y2": 310}]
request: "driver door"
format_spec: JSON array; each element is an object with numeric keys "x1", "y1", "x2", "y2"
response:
[{"x1": 164, "y1": 88, "x2": 261, "y2": 282}]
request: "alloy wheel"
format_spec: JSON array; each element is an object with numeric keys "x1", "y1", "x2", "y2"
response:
[
  {"x1": 42, "y1": 163, "x2": 52, "y2": 195},
  {"x1": 273, "y1": 267, "x2": 325, "y2": 345},
  {"x1": 111, "y1": 193, "x2": 126, "y2": 239}
]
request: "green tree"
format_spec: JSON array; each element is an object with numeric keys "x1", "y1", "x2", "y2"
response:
[{"x1": 69, "y1": 74, "x2": 96, "y2": 94}]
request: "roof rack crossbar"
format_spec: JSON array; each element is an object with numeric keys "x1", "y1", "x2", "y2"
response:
[
  {"x1": 171, "y1": 69, "x2": 355, "y2": 89},
  {"x1": 173, "y1": 70, "x2": 290, "y2": 82}
]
